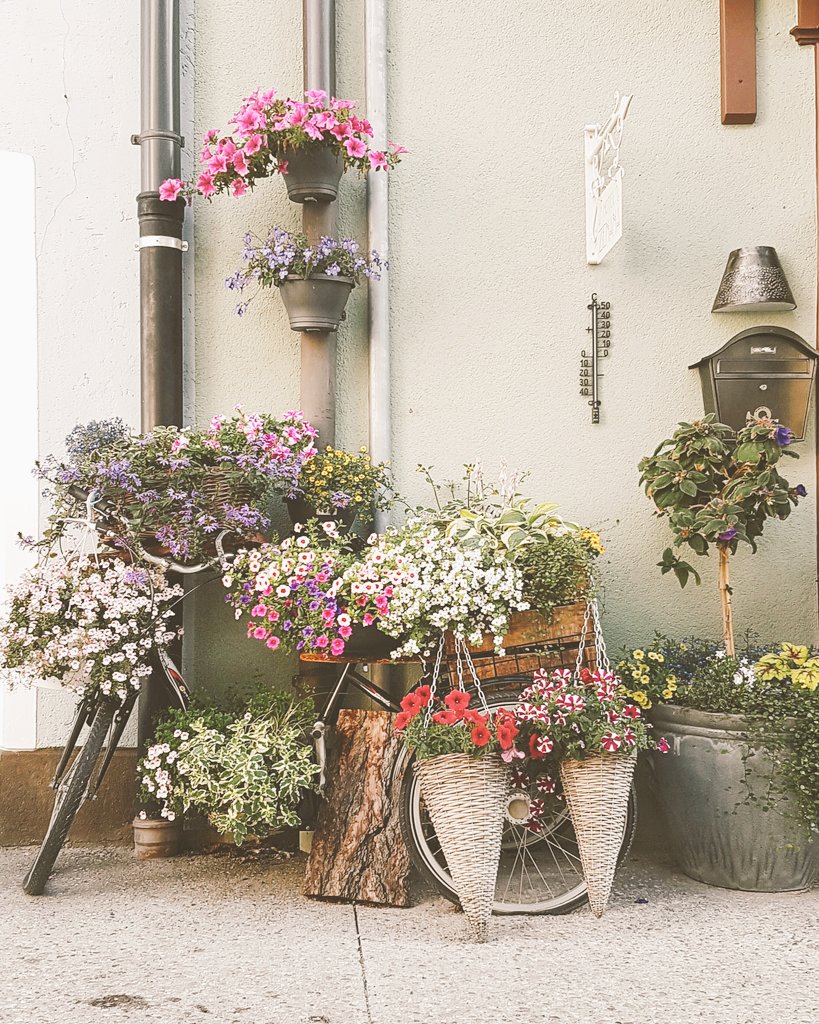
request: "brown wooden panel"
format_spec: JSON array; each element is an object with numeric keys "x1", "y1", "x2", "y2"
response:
[
  {"x1": 792, "y1": 0, "x2": 819, "y2": 44},
  {"x1": 720, "y1": 0, "x2": 757, "y2": 125}
]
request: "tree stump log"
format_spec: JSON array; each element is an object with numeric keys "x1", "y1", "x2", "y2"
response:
[{"x1": 303, "y1": 709, "x2": 411, "y2": 907}]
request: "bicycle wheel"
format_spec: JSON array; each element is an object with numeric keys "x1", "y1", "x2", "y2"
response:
[
  {"x1": 23, "y1": 701, "x2": 117, "y2": 896},
  {"x1": 399, "y1": 688, "x2": 637, "y2": 915}
]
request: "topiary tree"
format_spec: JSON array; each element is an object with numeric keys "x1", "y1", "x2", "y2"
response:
[{"x1": 639, "y1": 415, "x2": 805, "y2": 655}]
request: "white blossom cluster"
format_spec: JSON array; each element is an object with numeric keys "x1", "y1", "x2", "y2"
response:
[
  {"x1": 345, "y1": 517, "x2": 528, "y2": 658},
  {"x1": 138, "y1": 732, "x2": 187, "y2": 820},
  {"x1": 0, "y1": 557, "x2": 182, "y2": 702}
]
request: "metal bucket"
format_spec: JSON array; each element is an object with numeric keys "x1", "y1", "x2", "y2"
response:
[
  {"x1": 279, "y1": 274, "x2": 353, "y2": 332},
  {"x1": 280, "y1": 144, "x2": 344, "y2": 203},
  {"x1": 132, "y1": 816, "x2": 181, "y2": 860},
  {"x1": 649, "y1": 704, "x2": 817, "y2": 891}
]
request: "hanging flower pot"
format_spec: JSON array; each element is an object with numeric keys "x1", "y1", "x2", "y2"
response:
[
  {"x1": 559, "y1": 750, "x2": 637, "y2": 917},
  {"x1": 278, "y1": 274, "x2": 353, "y2": 332},
  {"x1": 414, "y1": 753, "x2": 510, "y2": 942},
  {"x1": 285, "y1": 496, "x2": 356, "y2": 530},
  {"x1": 132, "y1": 816, "x2": 182, "y2": 860},
  {"x1": 281, "y1": 144, "x2": 344, "y2": 203}
]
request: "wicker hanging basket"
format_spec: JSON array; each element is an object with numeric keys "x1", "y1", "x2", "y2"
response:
[
  {"x1": 200, "y1": 468, "x2": 255, "y2": 509},
  {"x1": 414, "y1": 752, "x2": 510, "y2": 942},
  {"x1": 559, "y1": 750, "x2": 637, "y2": 918}
]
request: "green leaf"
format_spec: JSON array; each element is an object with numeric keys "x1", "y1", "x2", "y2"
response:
[{"x1": 679, "y1": 479, "x2": 698, "y2": 498}]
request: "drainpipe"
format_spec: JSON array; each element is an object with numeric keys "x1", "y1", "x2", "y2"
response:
[
  {"x1": 301, "y1": 0, "x2": 337, "y2": 445},
  {"x1": 134, "y1": 0, "x2": 185, "y2": 745},
  {"x1": 365, "y1": 0, "x2": 391, "y2": 535},
  {"x1": 791, "y1": 2, "x2": 819, "y2": 631}
]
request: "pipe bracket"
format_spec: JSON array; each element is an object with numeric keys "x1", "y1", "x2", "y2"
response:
[
  {"x1": 134, "y1": 235, "x2": 188, "y2": 252},
  {"x1": 131, "y1": 129, "x2": 185, "y2": 147}
]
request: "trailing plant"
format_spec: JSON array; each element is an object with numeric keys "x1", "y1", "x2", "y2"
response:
[
  {"x1": 514, "y1": 667, "x2": 667, "y2": 762},
  {"x1": 639, "y1": 415, "x2": 805, "y2": 654},
  {"x1": 159, "y1": 87, "x2": 405, "y2": 203},
  {"x1": 517, "y1": 533, "x2": 599, "y2": 619},
  {"x1": 138, "y1": 690, "x2": 319, "y2": 843},
  {"x1": 395, "y1": 683, "x2": 522, "y2": 762},
  {"x1": 293, "y1": 444, "x2": 393, "y2": 519},
  {"x1": 37, "y1": 409, "x2": 318, "y2": 561},
  {"x1": 227, "y1": 228, "x2": 383, "y2": 318},
  {"x1": 0, "y1": 556, "x2": 182, "y2": 703},
  {"x1": 223, "y1": 519, "x2": 359, "y2": 657},
  {"x1": 338, "y1": 515, "x2": 528, "y2": 658}
]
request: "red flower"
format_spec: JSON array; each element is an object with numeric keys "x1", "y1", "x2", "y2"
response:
[
  {"x1": 579, "y1": 668, "x2": 594, "y2": 685},
  {"x1": 432, "y1": 709, "x2": 458, "y2": 726},
  {"x1": 497, "y1": 722, "x2": 519, "y2": 750},
  {"x1": 622, "y1": 704, "x2": 641, "y2": 719},
  {"x1": 470, "y1": 723, "x2": 492, "y2": 747},
  {"x1": 494, "y1": 707, "x2": 516, "y2": 725},
  {"x1": 400, "y1": 693, "x2": 424, "y2": 718},
  {"x1": 462, "y1": 708, "x2": 487, "y2": 726},
  {"x1": 657, "y1": 736, "x2": 670, "y2": 753},
  {"x1": 601, "y1": 732, "x2": 622, "y2": 752},
  {"x1": 444, "y1": 689, "x2": 471, "y2": 716},
  {"x1": 394, "y1": 711, "x2": 411, "y2": 731},
  {"x1": 414, "y1": 685, "x2": 431, "y2": 705}
]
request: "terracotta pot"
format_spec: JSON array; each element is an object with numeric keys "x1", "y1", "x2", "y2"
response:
[
  {"x1": 281, "y1": 143, "x2": 344, "y2": 203},
  {"x1": 279, "y1": 274, "x2": 354, "y2": 332},
  {"x1": 133, "y1": 816, "x2": 182, "y2": 860}
]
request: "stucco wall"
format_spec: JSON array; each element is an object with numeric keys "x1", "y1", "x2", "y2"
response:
[
  {"x1": 190, "y1": 0, "x2": 819, "y2": 694},
  {"x1": 1, "y1": 0, "x2": 817, "y2": 741}
]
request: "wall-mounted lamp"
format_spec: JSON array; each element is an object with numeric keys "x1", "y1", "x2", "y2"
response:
[{"x1": 712, "y1": 246, "x2": 796, "y2": 313}]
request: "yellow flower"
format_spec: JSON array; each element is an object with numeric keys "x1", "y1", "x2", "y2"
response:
[
  {"x1": 631, "y1": 691, "x2": 652, "y2": 710},
  {"x1": 633, "y1": 650, "x2": 645, "y2": 661},
  {"x1": 666, "y1": 674, "x2": 677, "y2": 686},
  {"x1": 662, "y1": 687, "x2": 675, "y2": 699},
  {"x1": 647, "y1": 652, "x2": 665, "y2": 663}
]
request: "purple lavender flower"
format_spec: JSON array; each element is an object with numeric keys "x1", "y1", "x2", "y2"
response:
[
  {"x1": 775, "y1": 425, "x2": 793, "y2": 447},
  {"x1": 795, "y1": 484, "x2": 808, "y2": 497},
  {"x1": 718, "y1": 527, "x2": 737, "y2": 543}
]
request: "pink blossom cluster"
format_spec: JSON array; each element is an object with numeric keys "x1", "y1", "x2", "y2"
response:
[{"x1": 159, "y1": 87, "x2": 406, "y2": 203}]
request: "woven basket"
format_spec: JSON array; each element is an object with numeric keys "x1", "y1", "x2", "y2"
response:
[
  {"x1": 559, "y1": 751, "x2": 637, "y2": 918},
  {"x1": 200, "y1": 468, "x2": 255, "y2": 508},
  {"x1": 414, "y1": 753, "x2": 510, "y2": 942}
]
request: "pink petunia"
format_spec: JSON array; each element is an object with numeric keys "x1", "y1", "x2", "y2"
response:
[
  {"x1": 344, "y1": 136, "x2": 367, "y2": 159},
  {"x1": 231, "y1": 179, "x2": 248, "y2": 197},
  {"x1": 388, "y1": 140, "x2": 408, "y2": 155},
  {"x1": 253, "y1": 626, "x2": 268, "y2": 641},
  {"x1": 159, "y1": 178, "x2": 183, "y2": 202},
  {"x1": 208, "y1": 153, "x2": 228, "y2": 175},
  {"x1": 330, "y1": 638, "x2": 345, "y2": 656},
  {"x1": 268, "y1": 609, "x2": 280, "y2": 622},
  {"x1": 265, "y1": 635, "x2": 281, "y2": 651},
  {"x1": 304, "y1": 119, "x2": 324, "y2": 141},
  {"x1": 338, "y1": 626, "x2": 352, "y2": 639},
  {"x1": 196, "y1": 171, "x2": 216, "y2": 198},
  {"x1": 368, "y1": 150, "x2": 388, "y2": 171},
  {"x1": 233, "y1": 150, "x2": 249, "y2": 176},
  {"x1": 314, "y1": 635, "x2": 329, "y2": 649},
  {"x1": 251, "y1": 604, "x2": 267, "y2": 618},
  {"x1": 330, "y1": 121, "x2": 351, "y2": 141},
  {"x1": 305, "y1": 89, "x2": 327, "y2": 107},
  {"x1": 362, "y1": 613, "x2": 375, "y2": 626},
  {"x1": 244, "y1": 133, "x2": 265, "y2": 156}
]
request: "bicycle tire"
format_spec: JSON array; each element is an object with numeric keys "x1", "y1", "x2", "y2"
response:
[
  {"x1": 398, "y1": 688, "x2": 638, "y2": 915},
  {"x1": 23, "y1": 701, "x2": 117, "y2": 896}
]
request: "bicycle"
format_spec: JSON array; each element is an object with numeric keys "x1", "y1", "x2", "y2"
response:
[
  {"x1": 22, "y1": 489, "x2": 230, "y2": 896},
  {"x1": 302, "y1": 613, "x2": 637, "y2": 917}
]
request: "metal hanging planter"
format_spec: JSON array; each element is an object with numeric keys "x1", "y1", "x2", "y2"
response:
[
  {"x1": 279, "y1": 274, "x2": 354, "y2": 332},
  {"x1": 281, "y1": 143, "x2": 344, "y2": 203}
]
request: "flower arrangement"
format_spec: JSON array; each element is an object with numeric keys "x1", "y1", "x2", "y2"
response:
[
  {"x1": 617, "y1": 647, "x2": 679, "y2": 709},
  {"x1": 514, "y1": 667, "x2": 666, "y2": 761},
  {"x1": 159, "y1": 88, "x2": 405, "y2": 203},
  {"x1": 292, "y1": 444, "x2": 393, "y2": 519},
  {"x1": 227, "y1": 228, "x2": 384, "y2": 318},
  {"x1": 0, "y1": 557, "x2": 182, "y2": 703},
  {"x1": 39, "y1": 409, "x2": 317, "y2": 561},
  {"x1": 338, "y1": 515, "x2": 529, "y2": 658},
  {"x1": 137, "y1": 690, "x2": 319, "y2": 843},
  {"x1": 639, "y1": 415, "x2": 804, "y2": 654},
  {"x1": 223, "y1": 520, "x2": 358, "y2": 657},
  {"x1": 623, "y1": 635, "x2": 819, "y2": 834}
]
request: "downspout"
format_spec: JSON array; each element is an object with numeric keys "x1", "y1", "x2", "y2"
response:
[
  {"x1": 301, "y1": 0, "x2": 337, "y2": 445},
  {"x1": 366, "y1": 0, "x2": 391, "y2": 535},
  {"x1": 134, "y1": 0, "x2": 185, "y2": 745},
  {"x1": 791, "y1": 2, "x2": 819, "y2": 632}
]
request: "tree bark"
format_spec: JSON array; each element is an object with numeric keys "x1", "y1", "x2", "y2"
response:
[
  {"x1": 718, "y1": 545, "x2": 736, "y2": 656},
  {"x1": 303, "y1": 709, "x2": 411, "y2": 907}
]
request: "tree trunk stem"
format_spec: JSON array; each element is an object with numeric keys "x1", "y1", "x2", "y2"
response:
[{"x1": 718, "y1": 545, "x2": 736, "y2": 656}]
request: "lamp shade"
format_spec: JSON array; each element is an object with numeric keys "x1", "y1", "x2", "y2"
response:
[{"x1": 712, "y1": 246, "x2": 796, "y2": 313}]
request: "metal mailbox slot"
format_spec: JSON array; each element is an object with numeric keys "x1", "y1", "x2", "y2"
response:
[{"x1": 690, "y1": 326, "x2": 817, "y2": 441}]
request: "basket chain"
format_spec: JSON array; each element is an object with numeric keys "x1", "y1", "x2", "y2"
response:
[
  {"x1": 573, "y1": 599, "x2": 611, "y2": 680},
  {"x1": 423, "y1": 632, "x2": 491, "y2": 721}
]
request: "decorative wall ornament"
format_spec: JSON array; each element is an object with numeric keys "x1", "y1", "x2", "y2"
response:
[
  {"x1": 580, "y1": 294, "x2": 611, "y2": 424},
  {"x1": 584, "y1": 93, "x2": 632, "y2": 265}
]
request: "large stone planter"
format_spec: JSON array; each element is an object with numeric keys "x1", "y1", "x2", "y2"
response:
[
  {"x1": 279, "y1": 274, "x2": 353, "y2": 332},
  {"x1": 649, "y1": 704, "x2": 817, "y2": 891}
]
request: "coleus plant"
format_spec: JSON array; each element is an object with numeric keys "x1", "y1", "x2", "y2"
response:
[{"x1": 158, "y1": 88, "x2": 406, "y2": 202}]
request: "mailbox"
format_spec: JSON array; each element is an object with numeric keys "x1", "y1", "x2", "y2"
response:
[{"x1": 690, "y1": 326, "x2": 817, "y2": 441}]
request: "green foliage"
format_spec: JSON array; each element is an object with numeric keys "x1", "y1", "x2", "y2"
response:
[
  {"x1": 639, "y1": 415, "x2": 804, "y2": 574},
  {"x1": 517, "y1": 533, "x2": 597, "y2": 618},
  {"x1": 137, "y1": 690, "x2": 319, "y2": 843}
]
